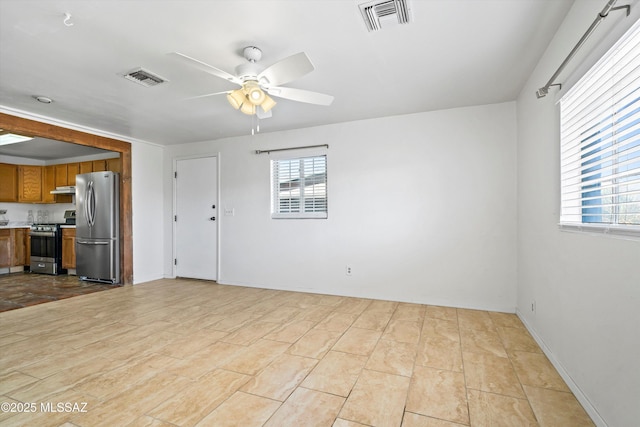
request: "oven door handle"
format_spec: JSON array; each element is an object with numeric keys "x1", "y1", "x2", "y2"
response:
[{"x1": 29, "y1": 231, "x2": 56, "y2": 237}]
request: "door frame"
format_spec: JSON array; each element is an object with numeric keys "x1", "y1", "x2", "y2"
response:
[
  {"x1": 0, "y1": 112, "x2": 133, "y2": 285},
  {"x1": 172, "y1": 153, "x2": 220, "y2": 280}
]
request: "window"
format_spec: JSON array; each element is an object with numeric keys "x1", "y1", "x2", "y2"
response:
[
  {"x1": 271, "y1": 155, "x2": 327, "y2": 219},
  {"x1": 560, "y1": 19, "x2": 640, "y2": 235}
]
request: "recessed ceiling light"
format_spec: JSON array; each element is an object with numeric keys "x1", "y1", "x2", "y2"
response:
[
  {"x1": 0, "y1": 132, "x2": 33, "y2": 145},
  {"x1": 34, "y1": 96, "x2": 53, "y2": 104}
]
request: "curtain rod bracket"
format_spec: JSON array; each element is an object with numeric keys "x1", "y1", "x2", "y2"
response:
[{"x1": 536, "y1": 0, "x2": 631, "y2": 99}]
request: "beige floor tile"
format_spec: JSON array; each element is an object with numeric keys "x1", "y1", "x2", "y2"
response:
[
  {"x1": 0, "y1": 371, "x2": 40, "y2": 395},
  {"x1": 241, "y1": 353, "x2": 317, "y2": 401},
  {"x1": 259, "y1": 305, "x2": 303, "y2": 323},
  {"x1": 488, "y1": 312, "x2": 525, "y2": 329},
  {"x1": 263, "y1": 320, "x2": 315, "y2": 343},
  {"x1": 421, "y1": 317, "x2": 460, "y2": 342},
  {"x1": 294, "y1": 304, "x2": 335, "y2": 322},
  {"x1": 74, "y1": 352, "x2": 180, "y2": 400},
  {"x1": 415, "y1": 336, "x2": 463, "y2": 372},
  {"x1": 301, "y1": 350, "x2": 368, "y2": 397},
  {"x1": 406, "y1": 365, "x2": 469, "y2": 425},
  {"x1": 392, "y1": 302, "x2": 426, "y2": 321},
  {"x1": 221, "y1": 339, "x2": 290, "y2": 375},
  {"x1": 365, "y1": 339, "x2": 417, "y2": 377},
  {"x1": 288, "y1": 328, "x2": 343, "y2": 359},
  {"x1": 510, "y1": 351, "x2": 570, "y2": 392},
  {"x1": 70, "y1": 373, "x2": 192, "y2": 427},
  {"x1": 331, "y1": 327, "x2": 382, "y2": 356},
  {"x1": 156, "y1": 329, "x2": 228, "y2": 358},
  {"x1": 126, "y1": 415, "x2": 177, "y2": 427},
  {"x1": 194, "y1": 391, "x2": 281, "y2": 427},
  {"x1": 365, "y1": 299, "x2": 399, "y2": 314},
  {"x1": 314, "y1": 312, "x2": 359, "y2": 333},
  {"x1": 497, "y1": 326, "x2": 541, "y2": 353},
  {"x1": 339, "y1": 369, "x2": 411, "y2": 427},
  {"x1": 467, "y1": 389, "x2": 538, "y2": 427},
  {"x1": 165, "y1": 341, "x2": 245, "y2": 379},
  {"x1": 425, "y1": 305, "x2": 458, "y2": 322},
  {"x1": 332, "y1": 419, "x2": 369, "y2": 427},
  {"x1": 264, "y1": 387, "x2": 345, "y2": 427},
  {"x1": 402, "y1": 412, "x2": 467, "y2": 426},
  {"x1": 333, "y1": 297, "x2": 373, "y2": 315},
  {"x1": 382, "y1": 319, "x2": 422, "y2": 344},
  {"x1": 208, "y1": 311, "x2": 262, "y2": 332},
  {"x1": 462, "y1": 351, "x2": 525, "y2": 399},
  {"x1": 149, "y1": 369, "x2": 250, "y2": 426},
  {"x1": 352, "y1": 310, "x2": 393, "y2": 331},
  {"x1": 459, "y1": 327, "x2": 507, "y2": 358},
  {"x1": 523, "y1": 385, "x2": 595, "y2": 427},
  {"x1": 457, "y1": 308, "x2": 495, "y2": 332},
  {"x1": 220, "y1": 320, "x2": 281, "y2": 345}
]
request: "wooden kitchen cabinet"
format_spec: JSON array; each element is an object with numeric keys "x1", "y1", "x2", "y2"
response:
[
  {"x1": 18, "y1": 165, "x2": 43, "y2": 202},
  {"x1": 92, "y1": 160, "x2": 106, "y2": 172},
  {"x1": 0, "y1": 230, "x2": 10, "y2": 267},
  {"x1": 62, "y1": 228, "x2": 76, "y2": 269},
  {"x1": 67, "y1": 163, "x2": 79, "y2": 185},
  {"x1": 0, "y1": 228, "x2": 29, "y2": 268},
  {"x1": 106, "y1": 157, "x2": 121, "y2": 174},
  {"x1": 79, "y1": 161, "x2": 93, "y2": 174},
  {"x1": 0, "y1": 163, "x2": 18, "y2": 202},
  {"x1": 54, "y1": 164, "x2": 68, "y2": 187},
  {"x1": 41, "y1": 165, "x2": 56, "y2": 203}
]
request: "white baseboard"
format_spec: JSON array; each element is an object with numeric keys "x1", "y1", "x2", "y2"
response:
[{"x1": 515, "y1": 309, "x2": 607, "y2": 427}]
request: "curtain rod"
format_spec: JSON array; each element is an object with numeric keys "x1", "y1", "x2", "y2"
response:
[
  {"x1": 536, "y1": 0, "x2": 631, "y2": 99},
  {"x1": 255, "y1": 144, "x2": 329, "y2": 154}
]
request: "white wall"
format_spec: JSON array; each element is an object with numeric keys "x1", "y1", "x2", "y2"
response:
[
  {"x1": 516, "y1": 1, "x2": 640, "y2": 426},
  {"x1": 164, "y1": 102, "x2": 518, "y2": 312},
  {"x1": 131, "y1": 141, "x2": 165, "y2": 284}
]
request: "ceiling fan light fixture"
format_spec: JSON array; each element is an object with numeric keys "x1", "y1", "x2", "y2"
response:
[
  {"x1": 240, "y1": 101, "x2": 256, "y2": 115},
  {"x1": 244, "y1": 81, "x2": 266, "y2": 105},
  {"x1": 227, "y1": 89, "x2": 245, "y2": 109},
  {"x1": 260, "y1": 95, "x2": 276, "y2": 113}
]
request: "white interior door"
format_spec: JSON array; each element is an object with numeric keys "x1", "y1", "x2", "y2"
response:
[{"x1": 175, "y1": 156, "x2": 218, "y2": 280}]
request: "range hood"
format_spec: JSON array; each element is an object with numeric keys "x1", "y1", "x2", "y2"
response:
[{"x1": 50, "y1": 186, "x2": 76, "y2": 195}]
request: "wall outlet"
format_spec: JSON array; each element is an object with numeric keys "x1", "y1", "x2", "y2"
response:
[
  {"x1": 346, "y1": 265, "x2": 352, "y2": 276},
  {"x1": 224, "y1": 207, "x2": 235, "y2": 216}
]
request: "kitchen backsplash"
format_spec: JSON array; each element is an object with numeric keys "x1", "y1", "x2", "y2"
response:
[{"x1": 0, "y1": 202, "x2": 75, "y2": 225}]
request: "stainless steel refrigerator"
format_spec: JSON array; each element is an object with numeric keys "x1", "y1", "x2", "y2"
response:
[{"x1": 75, "y1": 171, "x2": 120, "y2": 284}]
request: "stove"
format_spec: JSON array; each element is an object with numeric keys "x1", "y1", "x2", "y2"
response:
[{"x1": 29, "y1": 223, "x2": 64, "y2": 275}]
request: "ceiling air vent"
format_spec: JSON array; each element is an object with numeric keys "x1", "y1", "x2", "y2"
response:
[
  {"x1": 122, "y1": 68, "x2": 168, "y2": 87},
  {"x1": 359, "y1": 0, "x2": 412, "y2": 32}
]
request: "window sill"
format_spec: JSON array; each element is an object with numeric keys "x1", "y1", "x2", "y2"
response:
[
  {"x1": 558, "y1": 222, "x2": 640, "y2": 240},
  {"x1": 272, "y1": 213, "x2": 328, "y2": 220}
]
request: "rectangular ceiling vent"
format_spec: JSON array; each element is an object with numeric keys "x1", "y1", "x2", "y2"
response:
[
  {"x1": 359, "y1": 0, "x2": 412, "y2": 32},
  {"x1": 122, "y1": 68, "x2": 168, "y2": 87}
]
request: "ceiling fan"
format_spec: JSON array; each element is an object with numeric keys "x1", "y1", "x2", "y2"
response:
[{"x1": 170, "y1": 46, "x2": 334, "y2": 118}]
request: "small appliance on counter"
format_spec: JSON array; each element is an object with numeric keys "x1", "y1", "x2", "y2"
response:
[
  {"x1": 0, "y1": 210, "x2": 8, "y2": 226},
  {"x1": 63, "y1": 210, "x2": 76, "y2": 225}
]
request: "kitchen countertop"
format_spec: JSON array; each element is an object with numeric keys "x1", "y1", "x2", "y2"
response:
[
  {"x1": 0, "y1": 222, "x2": 31, "y2": 229},
  {"x1": 60, "y1": 225, "x2": 76, "y2": 229}
]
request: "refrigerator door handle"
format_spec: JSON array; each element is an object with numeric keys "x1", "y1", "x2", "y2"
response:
[
  {"x1": 86, "y1": 181, "x2": 96, "y2": 227},
  {"x1": 77, "y1": 240, "x2": 110, "y2": 245}
]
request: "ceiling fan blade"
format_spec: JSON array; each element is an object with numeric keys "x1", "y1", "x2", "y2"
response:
[
  {"x1": 266, "y1": 86, "x2": 334, "y2": 106},
  {"x1": 187, "y1": 90, "x2": 230, "y2": 100},
  {"x1": 168, "y1": 52, "x2": 242, "y2": 86},
  {"x1": 258, "y1": 52, "x2": 315, "y2": 87}
]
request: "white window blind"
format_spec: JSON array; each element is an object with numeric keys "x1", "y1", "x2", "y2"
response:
[
  {"x1": 560, "y1": 19, "x2": 640, "y2": 232},
  {"x1": 271, "y1": 155, "x2": 327, "y2": 219}
]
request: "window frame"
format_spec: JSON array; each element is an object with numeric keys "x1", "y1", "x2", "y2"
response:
[
  {"x1": 270, "y1": 153, "x2": 328, "y2": 220},
  {"x1": 558, "y1": 18, "x2": 640, "y2": 239}
]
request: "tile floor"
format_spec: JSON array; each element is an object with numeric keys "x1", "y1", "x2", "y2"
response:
[
  {"x1": 0, "y1": 278, "x2": 595, "y2": 427},
  {"x1": 0, "y1": 272, "x2": 119, "y2": 312}
]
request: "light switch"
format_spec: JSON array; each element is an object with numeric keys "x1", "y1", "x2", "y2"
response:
[{"x1": 224, "y1": 208, "x2": 235, "y2": 216}]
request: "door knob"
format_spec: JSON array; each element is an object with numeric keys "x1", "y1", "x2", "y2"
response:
[{"x1": 210, "y1": 216, "x2": 216, "y2": 221}]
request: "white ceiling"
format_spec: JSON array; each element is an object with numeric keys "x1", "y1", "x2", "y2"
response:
[{"x1": 0, "y1": 0, "x2": 574, "y2": 148}]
